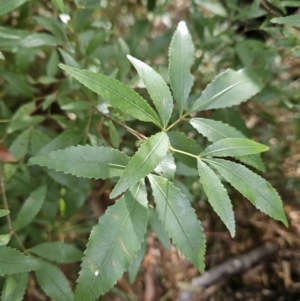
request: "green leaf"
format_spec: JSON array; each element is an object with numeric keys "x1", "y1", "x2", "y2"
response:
[
  {"x1": 28, "y1": 242, "x2": 83, "y2": 263},
  {"x1": 169, "y1": 21, "x2": 194, "y2": 115},
  {"x1": 271, "y1": 15, "x2": 300, "y2": 27},
  {"x1": 110, "y1": 132, "x2": 169, "y2": 198},
  {"x1": 201, "y1": 138, "x2": 269, "y2": 157},
  {"x1": 0, "y1": 50, "x2": 5, "y2": 60},
  {"x1": 75, "y1": 181, "x2": 148, "y2": 300},
  {"x1": 190, "y1": 117, "x2": 265, "y2": 171},
  {"x1": 1, "y1": 273, "x2": 28, "y2": 301},
  {"x1": 0, "y1": 0, "x2": 28, "y2": 16},
  {"x1": 30, "y1": 129, "x2": 51, "y2": 155},
  {"x1": 7, "y1": 116, "x2": 44, "y2": 134},
  {"x1": 37, "y1": 130, "x2": 83, "y2": 155},
  {"x1": 206, "y1": 158, "x2": 288, "y2": 226},
  {"x1": 154, "y1": 151, "x2": 176, "y2": 180},
  {"x1": 0, "y1": 209, "x2": 10, "y2": 218},
  {"x1": 128, "y1": 238, "x2": 147, "y2": 284},
  {"x1": 197, "y1": 159, "x2": 235, "y2": 236},
  {"x1": 30, "y1": 146, "x2": 129, "y2": 179},
  {"x1": 51, "y1": 0, "x2": 65, "y2": 13},
  {"x1": 20, "y1": 33, "x2": 62, "y2": 48},
  {"x1": 149, "y1": 208, "x2": 171, "y2": 250},
  {"x1": 35, "y1": 261, "x2": 74, "y2": 301},
  {"x1": 108, "y1": 120, "x2": 120, "y2": 149},
  {"x1": 195, "y1": 0, "x2": 227, "y2": 16},
  {"x1": 191, "y1": 69, "x2": 264, "y2": 113},
  {"x1": 9, "y1": 127, "x2": 32, "y2": 160},
  {"x1": 59, "y1": 64, "x2": 161, "y2": 127},
  {"x1": 0, "y1": 246, "x2": 40, "y2": 276},
  {"x1": 168, "y1": 131, "x2": 201, "y2": 168},
  {"x1": 148, "y1": 175, "x2": 206, "y2": 272},
  {"x1": 14, "y1": 186, "x2": 47, "y2": 231},
  {"x1": 0, "y1": 234, "x2": 11, "y2": 246},
  {"x1": 127, "y1": 55, "x2": 173, "y2": 128},
  {"x1": 60, "y1": 100, "x2": 94, "y2": 111},
  {"x1": 58, "y1": 48, "x2": 80, "y2": 68}
]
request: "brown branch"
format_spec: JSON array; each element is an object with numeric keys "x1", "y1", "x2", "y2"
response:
[{"x1": 176, "y1": 242, "x2": 278, "y2": 301}]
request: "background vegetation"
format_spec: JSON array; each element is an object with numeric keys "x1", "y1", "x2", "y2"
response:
[{"x1": 0, "y1": 0, "x2": 300, "y2": 300}]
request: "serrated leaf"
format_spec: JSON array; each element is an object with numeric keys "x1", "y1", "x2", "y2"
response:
[
  {"x1": 201, "y1": 138, "x2": 269, "y2": 157},
  {"x1": 1, "y1": 273, "x2": 28, "y2": 301},
  {"x1": 190, "y1": 117, "x2": 265, "y2": 171},
  {"x1": 168, "y1": 131, "x2": 201, "y2": 168},
  {"x1": 149, "y1": 208, "x2": 171, "y2": 250},
  {"x1": 59, "y1": 64, "x2": 161, "y2": 127},
  {"x1": 197, "y1": 159, "x2": 235, "y2": 236},
  {"x1": 75, "y1": 181, "x2": 148, "y2": 301},
  {"x1": 14, "y1": 185, "x2": 47, "y2": 230},
  {"x1": 0, "y1": 209, "x2": 10, "y2": 218},
  {"x1": 271, "y1": 15, "x2": 300, "y2": 27},
  {"x1": 30, "y1": 146, "x2": 129, "y2": 179},
  {"x1": 110, "y1": 132, "x2": 169, "y2": 198},
  {"x1": 191, "y1": 69, "x2": 263, "y2": 113},
  {"x1": 128, "y1": 237, "x2": 147, "y2": 284},
  {"x1": 29, "y1": 242, "x2": 83, "y2": 263},
  {"x1": 0, "y1": 0, "x2": 28, "y2": 16},
  {"x1": 127, "y1": 55, "x2": 173, "y2": 128},
  {"x1": 148, "y1": 175, "x2": 206, "y2": 272},
  {"x1": 206, "y1": 158, "x2": 288, "y2": 226},
  {"x1": 37, "y1": 130, "x2": 83, "y2": 155},
  {"x1": 35, "y1": 261, "x2": 74, "y2": 301},
  {"x1": 154, "y1": 151, "x2": 176, "y2": 180},
  {"x1": 9, "y1": 127, "x2": 32, "y2": 160},
  {"x1": 169, "y1": 21, "x2": 194, "y2": 115},
  {"x1": 0, "y1": 246, "x2": 40, "y2": 276}
]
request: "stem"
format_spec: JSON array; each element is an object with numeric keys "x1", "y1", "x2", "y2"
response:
[
  {"x1": 0, "y1": 171, "x2": 27, "y2": 253},
  {"x1": 165, "y1": 112, "x2": 190, "y2": 132},
  {"x1": 169, "y1": 145, "x2": 199, "y2": 159}
]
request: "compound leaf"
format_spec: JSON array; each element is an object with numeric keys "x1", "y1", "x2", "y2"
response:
[
  {"x1": 201, "y1": 138, "x2": 268, "y2": 157},
  {"x1": 191, "y1": 69, "x2": 263, "y2": 113},
  {"x1": 207, "y1": 158, "x2": 288, "y2": 226},
  {"x1": 0, "y1": 246, "x2": 40, "y2": 276},
  {"x1": 197, "y1": 159, "x2": 235, "y2": 236},
  {"x1": 59, "y1": 64, "x2": 161, "y2": 127},
  {"x1": 110, "y1": 132, "x2": 169, "y2": 198},
  {"x1": 128, "y1": 55, "x2": 173, "y2": 128},
  {"x1": 35, "y1": 261, "x2": 74, "y2": 301},
  {"x1": 169, "y1": 21, "x2": 194, "y2": 115},
  {"x1": 148, "y1": 175, "x2": 205, "y2": 272},
  {"x1": 29, "y1": 242, "x2": 83, "y2": 263},
  {"x1": 29, "y1": 145, "x2": 129, "y2": 180},
  {"x1": 75, "y1": 181, "x2": 148, "y2": 301},
  {"x1": 14, "y1": 185, "x2": 47, "y2": 231}
]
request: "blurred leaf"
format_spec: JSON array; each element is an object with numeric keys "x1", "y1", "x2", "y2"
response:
[
  {"x1": 0, "y1": 246, "x2": 40, "y2": 276},
  {"x1": 0, "y1": 234, "x2": 11, "y2": 246},
  {"x1": 149, "y1": 208, "x2": 171, "y2": 250},
  {"x1": 30, "y1": 145, "x2": 129, "y2": 179},
  {"x1": 128, "y1": 55, "x2": 173, "y2": 128},
  {"x1": 0, "y1": 0, "x2": 28, "y2": 16},
  {"x1": 29, "y1": 242, "x2": 82, "y2": 263},
  {"x1": 197, "y1": 159, "x2": 235, "y2": 236},
  {"x1": 195, "y1": 0, "x2": 227, "y2": 16},
  {"x1": 30, "y1": 129, "x2": 51, "y2": 156},
  {"x1": 59, "y1": 64, "x2": 161, "y2": 127},
  {"x1": 1, "y1": 273, "x2": 28, "y2": 301},
  {"x1": 34, "y1": 16, "x2": 66, "y2": 41},
  {"x1": 201, "y1": 138, "x2": 269, "y2": 157},
  {"x1": 59, "y1": 100, "x2": 94, "y2": 111},
  {"x1": 169, "y1": 21, "x2": 194, "y2": 115},
  {"x1": 14, "y1": 186, "x2": 47, "y2": 230},
  {"x1": 51, "y1": 0, "x2": 65, "y2": 13},
  {"x1": 110, "y1": 132, "x2": 169, "y2": 198},
  {"x1": 7, "y1": 116, "x2": 44, "y2": 134},
  {"x1": 128, "y1": 238, "x2": 147, "y2": 284},
  {"x1": 207, "y1": 159, "x2": 288, "y2": 227},
  {"x1": 20, "y1": 33, "x2": 62, "y2": 48},
  {"x1": 0, "y1": 51, "x2": 4, "y2": 60},
  {"x1": 9, "y1": 127, "x2": 32, "y2": 160},
  {"x1": 191, "y1": 69, "x2": 264, "y2": 113},
  {"x1": 108, "y1": 121, "x2": 120, "y2": 148},
  {"x1": 149, "y1": 175, "x2": 206, "y2": 272},
  {"x1": 75, "y1": 181, "x2": 148, "y2": 300},
  {"x1": 47, "y1": 50, "x2": 60, "y2": 77},
  {"x1": 271, "y1": 15, "x2": 300, "y2": 27},
  {"x1": 154, "y1": 152, "x2": 176, "y2": 180},
  {"x1": 0, "y1": 209, "x2": 10, "y2": 217},
  {"x1": 35, "y1": 261, "x2": 74, "y2": 301},
  {"x1": 58, "y1": 48, "x2": 80, "y2": 68}
]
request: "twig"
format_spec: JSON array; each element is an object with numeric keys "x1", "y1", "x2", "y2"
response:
[{"x1": 176, "y1": 243, "x2": 278, "y2": 301}]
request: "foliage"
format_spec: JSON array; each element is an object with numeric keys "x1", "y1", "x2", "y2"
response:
[{"x1": 0, "y1": 0, "x2": 296, "y2": 300}]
